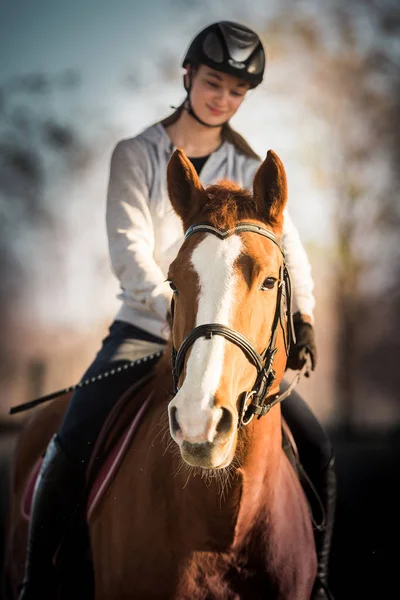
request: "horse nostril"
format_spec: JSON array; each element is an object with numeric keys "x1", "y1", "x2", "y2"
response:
[
  {"x1": 170, "y1": 406, "x2": 181, "y2": 436},
  {"x1": 215, "y1": 408, "x2": 233, "y2": 441}
]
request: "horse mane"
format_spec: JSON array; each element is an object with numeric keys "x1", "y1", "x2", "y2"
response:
[{"x1": 201, "y1": 180, "x2": 268, "y2": 230}]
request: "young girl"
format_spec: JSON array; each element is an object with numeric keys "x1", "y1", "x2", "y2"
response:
[{"x1": 19, "y1": 22, "x2": 335, "y2": 600}]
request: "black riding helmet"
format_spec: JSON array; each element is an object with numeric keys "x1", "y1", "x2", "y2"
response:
[{"x1": 182, "y1": 21, "x2": 266, "y2": 89}]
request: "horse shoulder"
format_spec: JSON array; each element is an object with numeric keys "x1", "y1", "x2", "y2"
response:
[
  {"x1": 89, "y1": 383, "x2": 175, "y2": 595},
  {"x1": 268, "y1": 452, "x2": 317, "y2": 598}
]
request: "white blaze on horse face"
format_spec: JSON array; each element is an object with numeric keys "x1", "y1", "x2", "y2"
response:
[{"x1": 171, "y1": 234, "x2": 243, "y2": 443}]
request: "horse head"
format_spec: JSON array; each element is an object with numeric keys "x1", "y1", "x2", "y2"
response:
[{"x1": 166, "y1": 149, "x2": 290, "y2": 470}]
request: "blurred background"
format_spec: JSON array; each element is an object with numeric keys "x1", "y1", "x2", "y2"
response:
[{"x1": 1, "y1": 0, "x2": 399, "y2": 598}]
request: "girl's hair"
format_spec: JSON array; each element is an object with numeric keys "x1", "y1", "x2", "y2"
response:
[
  {"x1": 159, "y1": 105, "x2": 260, "y2": 161},
  {"x1": 222, "y1": 122, "x2": 260, "y2": 161}
]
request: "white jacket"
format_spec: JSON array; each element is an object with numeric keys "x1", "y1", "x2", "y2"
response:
[{"x1": 107, "y1": 123, "x2": 315, "y2": 340}]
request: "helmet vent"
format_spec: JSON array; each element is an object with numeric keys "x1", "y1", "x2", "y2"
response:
[
  {"x1": 247, "y1": 52, "x2": 264, "y2": 75},
  {"x1": 203, "y1": 32, "x2": 224, "y2": 63},
  {"x1": 220, "y1": 22, "x2": 259, "y2": 62}
]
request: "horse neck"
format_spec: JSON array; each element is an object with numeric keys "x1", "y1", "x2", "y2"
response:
[
  {"x1": 233, "y1": 403, "x2": 284, "y2": 533},
  {"x1": 238, "y1": 403, "x2": 283, "y2": 487}
]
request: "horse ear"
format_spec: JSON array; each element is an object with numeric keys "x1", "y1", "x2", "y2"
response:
[
  {"x1": 167, "y1": 149, "x2": 207, "y2": 227},
  {"x1": 253, "y1": 150, "x2": 287, "y2": 229}
]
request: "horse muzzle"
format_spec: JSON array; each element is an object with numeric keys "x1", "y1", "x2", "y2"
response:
[
  {"x1": 168, "y1": 399, "x2": 237, "y2": 468},
  {"x1": 180, "y1": 438, "x2": 236, "y2": 469}
]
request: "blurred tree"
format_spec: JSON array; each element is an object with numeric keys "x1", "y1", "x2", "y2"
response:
[
  {"x1": 0, "y1": 67, "x2": 129, "y2": 416},
  {"x1": 264, "y1": 0, "x2": 400, "y2": 428},
  {"x1": 0, "y1": 69, "x2": 119, "y2": 359}
]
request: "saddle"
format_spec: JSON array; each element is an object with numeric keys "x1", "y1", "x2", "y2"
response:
[{"x1": 85, "y1": 371, "x2": 157, "y2": 520}]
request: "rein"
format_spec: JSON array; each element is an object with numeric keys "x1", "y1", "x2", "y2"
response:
[{"x1": 170, "y1": 222, "x2": 297, "y2": 427}]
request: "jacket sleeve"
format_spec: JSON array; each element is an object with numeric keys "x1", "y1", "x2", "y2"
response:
[
  {"x1": 106, "y1": 139, "x2": 172, "y2": 320},
  {"x1": 282, "y1": 209, "x2": 315, "y2": 322}
]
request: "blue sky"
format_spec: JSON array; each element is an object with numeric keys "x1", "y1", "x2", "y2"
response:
[{"x1": 1, "y1": 0, "x2": 179, "y2": 80}]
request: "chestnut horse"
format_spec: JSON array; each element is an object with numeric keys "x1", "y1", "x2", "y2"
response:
[{"x1": 5, "y1": 149, "x2": 317, "y2": 599}]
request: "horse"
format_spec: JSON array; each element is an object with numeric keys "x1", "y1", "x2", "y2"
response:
[{"x1": 4, "y1": 149, "x2": 317, "y2": 599}]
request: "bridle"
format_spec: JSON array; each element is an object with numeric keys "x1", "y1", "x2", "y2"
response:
[{"x1": 170, "y1": 221, "x2": 296, "y2": 427}]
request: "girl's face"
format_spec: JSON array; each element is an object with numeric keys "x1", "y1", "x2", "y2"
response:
[{"x1": 187, "y1": 65, "x2": 250, "y2": 127}]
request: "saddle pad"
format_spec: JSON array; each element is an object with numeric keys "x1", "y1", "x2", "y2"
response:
[
  {"x1": 21, "y1": 458, "x2": 42, "y2": 521},
  {"x1": 21, "y1": 393, "x2": 152, "y2": 523},
  {"x1": 86, "y1": 393, "x2": 152, "y2": 520}
]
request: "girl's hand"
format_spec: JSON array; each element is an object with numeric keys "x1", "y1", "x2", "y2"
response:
[{"x1": 286, "y1": 312, "x2": 317, "y2": 374}]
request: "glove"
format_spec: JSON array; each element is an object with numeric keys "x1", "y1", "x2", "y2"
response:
[{"x1": 286, "y1": 312, "x2": 317, "y2": 374}]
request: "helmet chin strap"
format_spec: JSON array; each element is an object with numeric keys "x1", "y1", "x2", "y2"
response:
[{"x1": 184, "y1": 93, "x2": 223, "y2": 129}]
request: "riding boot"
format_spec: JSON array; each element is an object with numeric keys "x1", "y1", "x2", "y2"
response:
[
  {"x1": 18, "y1": 434, "x2": 85, "y2": 600},
  {"x1": 312, "y1": 454, "x2": 336, "y2": 600}
]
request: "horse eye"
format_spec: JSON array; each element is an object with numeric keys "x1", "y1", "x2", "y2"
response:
[
  {"x1": 169, "y1": 281, "x2": 178, "y2": 293},
  {"x1": 260, "y1": 277, "x2": 276, "y2": 291}
]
